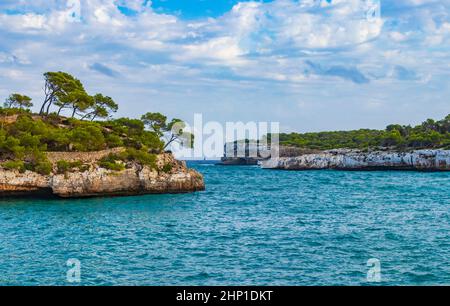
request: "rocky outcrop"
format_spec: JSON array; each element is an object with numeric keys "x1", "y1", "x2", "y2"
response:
[
  {"x1": 0, "y1": 170, "x2": 51, "y2": 196},
  {"x1": 261, "y1": 149, "x2": 450, "y2": 171},
  {"x1": 217, "y1": 157, "x2": 261, "y2": 166},
  {"x1": 218, "y1": 145, "x2": 323, "y2": 166},
  {"x1": 0, "y1": 153, "x2": 205, "y2": 198}
]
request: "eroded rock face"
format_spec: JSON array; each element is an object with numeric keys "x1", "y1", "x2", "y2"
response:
[
  {"x1": 0, "y1": 153, "x2": 205, "y2": 198},
  {"x1": 261, "y1": 149, "x2": 450, "y2": 171},
  {"x1": 0, "y1": 170, "x2": 52, "y2": 197}
]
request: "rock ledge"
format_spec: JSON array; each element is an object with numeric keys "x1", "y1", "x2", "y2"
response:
[
  {"x1": 261, "y1": 149, "x2": 450, "y2": 171},
  {"x1": 0, "y1": 153, "x2": 204, "y2": 198}
]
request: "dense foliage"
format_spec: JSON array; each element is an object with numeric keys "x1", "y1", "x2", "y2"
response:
[
  {"x1": 0, "y1": 112, "x2": 165, "y2": 173},
  {"x1": 279, "y1": 115, "x2": 450, "y2": 150},
  {"x1": 0, "y1": 71, "x2": 191, "y2": 174},
  {"x1": 4, "y1": 94, "x2": 33, "y2": 109},
  {"x1": 141, "y1": 112, "x2": 193, "y2": 150},
  {"x1": 99, "y1": 148, "x2": 157, "y2": 171}
]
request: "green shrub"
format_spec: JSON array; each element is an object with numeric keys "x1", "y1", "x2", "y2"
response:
[
  {"x1": 45, "y1": 113, "x2": 62, "y2": 124},
  {"x1": 0, "y1": 107, "x2": 30, "y2": 116},
  {"x1": 56, "y1": 160, "x2": 70, "y2": 173},
  {"x1": 99, "y1": 153, "x2": 119, "y2": 163},
  {"x1": 1, "y1": 160, "x2": 25, "y2": 172},
  {"x1": 69, "y1": 125, "x2": 105, "y2": 151},
  {"x1": 161, "y1": 163, "x2": 173, "y2": 173},
  {"x1": 98, "y1": 160, "x2": 125, "y2": 171},
  {"x1": 106, "y1": 118, "x2": 145, "y2": 136},
  {"x1": 99, "y1": 149, "x2": 157, "y2": 170},
  {"x1": 105, "y1": 134, "x2": 123, "y2": 148},
  {"x1": 137, "y1": 131, "x2": 164, "y2": 151},
  {"x1": 124, "y1": 148, "x2": 157, "y2": 168},
  {"x1": 34, "y1": 160, "x2": 52, "y2": 175},
  {"x1": 56, "y1": 160, "x2": 86, "y2": 174},
  {"x1": 18, "y1": 132, "x2": 42, "y2": 149},
  {"x1": 1, "y1": 111, "x2": 169, "y2": 156},
  {"x1": 27, "y1": 150, "x2": 52, "y2": 175},
  {"x1": 0, "y1": 132, "x2": 26, "y2": 158},
  {"x1": 99, "y1": 153, "x2": 125, "y2": 171},
  {"x1": 9, "y1": 115, "x2": 49, "y2": 137},
  {"x1": 44, "y1": 128, "x2": 70, "y2": 151}
]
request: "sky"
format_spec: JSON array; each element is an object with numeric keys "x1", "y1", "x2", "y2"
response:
[{"x1": 0, "y1": 0, "x2": 449, "y2": 133}]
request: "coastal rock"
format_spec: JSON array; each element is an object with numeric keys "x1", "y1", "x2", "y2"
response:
[
  {"x1": 0, "y1": 153, "x2": 205, "y2": 198},
  {"x1": 261, "y1": 149, "x2": 450, "y2": 171},
  {"x1": 217, "y1": 157, "x2": 260, "y2": 166},
  {"x1": 0, "y1": 170, "x2": 51, "y2": 195}
]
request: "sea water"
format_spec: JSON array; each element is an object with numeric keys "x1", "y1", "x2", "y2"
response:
[{"x1": 0, "y1": 163, "x2": 449, "y2": 285}]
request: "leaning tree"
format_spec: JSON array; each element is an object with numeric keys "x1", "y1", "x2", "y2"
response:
[
  {"x1": 141, "y1": 112, "x2": 193, "y2": 150},
  {"x1": 40, "y1": 71, "x2": 90, "y2": 116},
  {"x1": 4, "y1": 93, "x2": 33, "y2": 109},
  {"x1": 81, "y1": 94, "x2": 119, "y2": 121}
]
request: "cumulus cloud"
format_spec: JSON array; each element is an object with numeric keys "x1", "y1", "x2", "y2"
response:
[
  {"x1": 0, "y1": 52, "x2": 16, "y2": 64},
  {"x1": 0, "y1": 0, "x2": 450, "y2": 131},
  {"x1": 0, "y1": 1, "x2": 447, "y2": 84},
  {"x1": 0, "y1": 1, "x2": 386, "y2": 58}
]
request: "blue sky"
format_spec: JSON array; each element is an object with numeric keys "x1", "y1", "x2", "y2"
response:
[
  {"x1": 151, "y1": 0, "x2": 268, "y2": 18},
  {"x1": 0, "y1": 0, "x2": 449, "y2": 132}
]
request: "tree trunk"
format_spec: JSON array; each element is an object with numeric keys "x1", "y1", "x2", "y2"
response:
[
  {"x1": 81, "y1": 112, "x2": 94, "y2": 121},
  {"x1": 45, "y1": 101, "x2": 52, "y2": 115},
  {"x1": 40, "y1": 91, "x2": 52, "y2": 115},
  {"x1": 39, "y1": 101, "x2": 47, "y2": 115},
  {"x1": 57, "y1": 106, "x2": 64, "y2": 116},
  {"x1": 163, "y1": 135, "x2": 177, "y2": 150}
]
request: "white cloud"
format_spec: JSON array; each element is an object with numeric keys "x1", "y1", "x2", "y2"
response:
[
  {"x1": 389, "y1": 31, "x2": 409, "y2": 42},
  {"x1": 0, "y1": 13, "x2": 47, "y2": 32},
  {"x1": 0, "y1": 52, "x2": 15, "y2": 64},
  {"x1": 0, "y1": 1, "x2": 385, "y2": 61},
  {"x1": 0, "y1": 0, "x2": 450, "y2": 131},
  {"x1": 176, "y1": 37, "x2": 246, "y2": 65},
  {"x1": 425, "y1": 22, "x2": 450, "y2": 45}
]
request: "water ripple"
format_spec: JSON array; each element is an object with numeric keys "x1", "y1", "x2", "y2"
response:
[{"x1": 0, "y1": 165, "x2": 449, "y2": 285}]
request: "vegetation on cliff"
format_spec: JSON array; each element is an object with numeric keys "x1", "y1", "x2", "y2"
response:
[
  {"x1": 278, "y1": 115, "x2": 450, "y2": 151},
  {"x1": 0, "y1": 71, "x2": 192, "y2": 175}
]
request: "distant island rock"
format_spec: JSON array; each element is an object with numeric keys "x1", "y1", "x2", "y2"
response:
[
  {"x1": 261, "y1": 149, "x2": 450, "y2": 171},
  {"x1": 0, "y1": 149, "x2": 204, "y2": 198},
  {"x1": 217, "y1": 140, "x2": 271, "y2": 166}
]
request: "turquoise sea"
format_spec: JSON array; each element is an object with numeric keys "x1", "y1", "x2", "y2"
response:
[{"x1": 0, "y1": 163, "x2": 449, "y2": 285}]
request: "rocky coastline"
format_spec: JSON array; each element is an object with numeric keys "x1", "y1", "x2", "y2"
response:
[
  {"x1": 0, "y1": 151, "x2": 205, "y2": 198},
  {"x1": 216, "y1": 157, "x2": 261, "y2": 166},
  {"x1": 261, "y1": 149, "x2": 450, "y2": 171}
]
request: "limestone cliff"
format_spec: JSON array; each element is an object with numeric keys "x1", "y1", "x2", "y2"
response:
[
  {"x1": 0, "y1": 152, "x2": 204, "y2": 198},
  {"x1": 261, "y1": 149, "x2": 450, "y2": 171}
]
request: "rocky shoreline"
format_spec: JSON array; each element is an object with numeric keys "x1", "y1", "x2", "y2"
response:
[
  {"x1": 216, "y1": 157, "x2": 261, "y2": 166},
  {"x1": 261, "y1": 149, "x2": 450, "y2": 171},
  {"x1": 0, "y1": 152, "x2": 205, "y2": 198}
]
